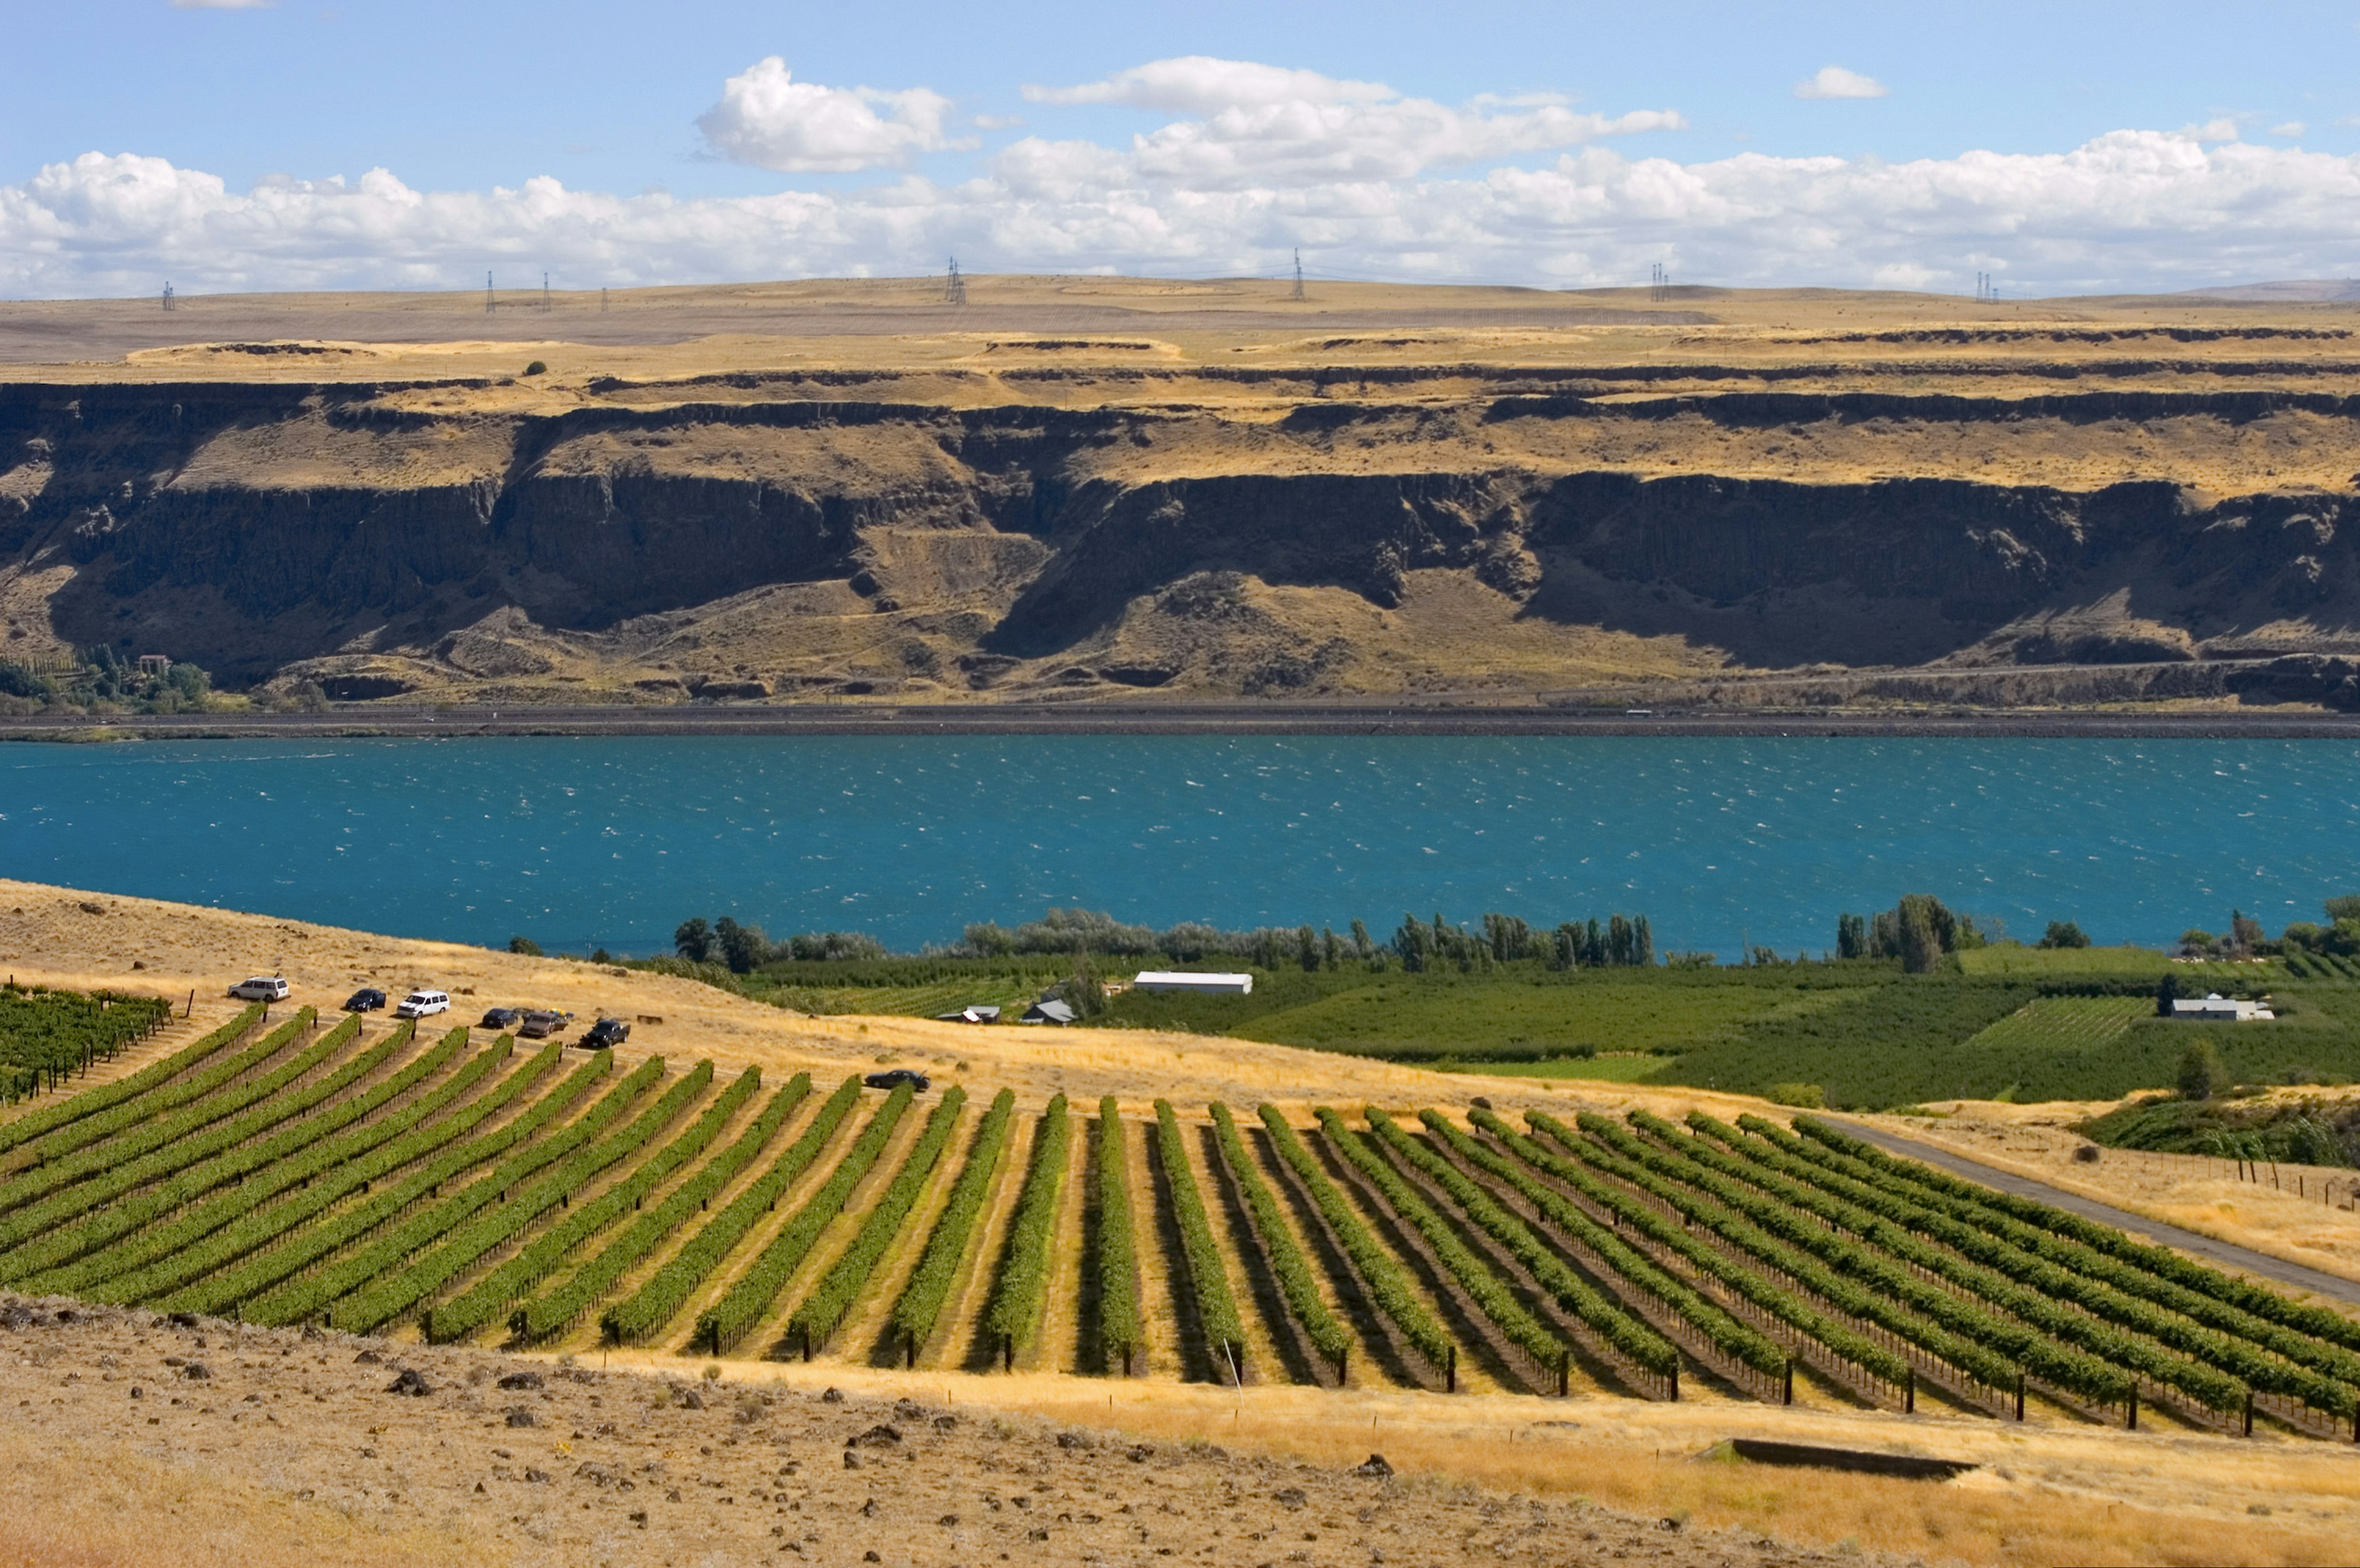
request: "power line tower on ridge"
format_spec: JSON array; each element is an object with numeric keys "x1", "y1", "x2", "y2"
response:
[
  {"x1": 485, "y1": 272, "x2": 494, "y2": 315},
  {"x1": 161, "y1": 281, "x2": 174, "y2": 313},
  {"x1": 1291, "y1": 249, "x2": 1305, "y2": 302},
  {"x1": 944, "y1": 256, "x2": 966, "y2": 306},
  {"x1": 1650, "y1": 262, "x2": 1670, "y2": 304},
  {"x1": 542, "y1": 272, "x2": 551, "y2": 313}
]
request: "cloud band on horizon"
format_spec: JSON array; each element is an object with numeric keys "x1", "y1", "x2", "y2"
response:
[{"x1": 1, "y1": 54, "x2": 2354, "y2": 299}]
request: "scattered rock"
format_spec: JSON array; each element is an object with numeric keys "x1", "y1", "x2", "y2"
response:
[
  {"x1": 352, "y1": 1349, "x2": 382, "y2": 1365},
  {"x1": 674, "y1": 1387, "x2": 704, "y2": 1410},
  {"x1": 932, "y1": 1414, "x2": 957, "y2": 1432},
  {"x1": 938, "y1": 1515, "x2": 959, "y2": 1527},
  {"x1": 843, "y1": 1451, "x2": 862, "y2": 1470},
  {"x1": 1275, "y1": 1488, "x2": 1308, "y2": 1509},
  {"x1": 819, "y1": 1386, "x2": 844, "y2": 1403},
  {"x1": 523, "y1": 1467, "x2": 551, "y2": 1484},
  {"x1": 505, "y1": 1407, "x2": 537, "y2": 1428},
  {"x1": 167, "y1": 1312, "x2": 199, "y2": 1329},
  {"x1": 1055, "y1": 1430, "x2": 1094, "y2": 1450},
  {"x1": 848, "y1": 1424, "x2": 902, "y2": 1448},
  {"x1": 1352, "y1": 1454, "x2": 1394, "y2": 1479},
  {"x1": 496, "y1": 1370, "x2": 543, "y2": 1390},
  {"x1": 181, "y1": 1363, "x2": 211, "y2": 1381},
  {"x1": 1127, "y1": 1444, "x2": 1155, "y2": 1463},
  {"x1": 385, "y1": 1368, "x2": 433, "y2": 1397}
]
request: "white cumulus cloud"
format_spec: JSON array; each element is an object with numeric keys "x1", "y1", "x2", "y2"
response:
[
  {"x1": 1025, "y1": 57, "x2": 1394, "y2": 112},
  {"x1": 2272, "y1": 120, "x2": 2306, "y2": 138},
  {"x1": 1016, "y1": 55, "x2": 1680, "y2": 190},
  {"x1": 1795, "y1": 65, "x2": 1889, "y2": 101},
  {"x1": 696, "y1": 56, "x2": 962, "y2": 173}
]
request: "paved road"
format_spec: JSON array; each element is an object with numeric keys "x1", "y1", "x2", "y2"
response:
[{"x1": 1831, "y1": 1118, "x2": 2360, "y2": 1308}]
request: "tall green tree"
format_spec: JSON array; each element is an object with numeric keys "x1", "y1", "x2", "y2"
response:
[
  {"x1": 1835, "y1": 911, "x2": 1867, "y2": 959},
  {"x1": 673, "y1": 918, "x2": 713, "y2": 963},
  {"x1": 713, "y1": 917, "x2": 769, "y2": 974},
  {"x1": 2177, "y1": 1038, "x2": 2228, "y2": 1102}
]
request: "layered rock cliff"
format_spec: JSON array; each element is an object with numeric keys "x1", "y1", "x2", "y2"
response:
[{"x1": 2, "y1": 370, "x2": 2356, "y2": 707}]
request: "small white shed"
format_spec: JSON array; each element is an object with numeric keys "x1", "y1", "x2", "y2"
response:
[
  {"x1": 2172, "y1": 992, "x2": 2275, "y2": 1022},
  {"x1": 1133, "y1": 971, "x2": 1254, "y2": 996}
]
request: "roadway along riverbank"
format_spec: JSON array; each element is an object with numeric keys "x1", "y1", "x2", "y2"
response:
[{"x1": 6, "y1": 702, "x2": 2360, "y2": 741}]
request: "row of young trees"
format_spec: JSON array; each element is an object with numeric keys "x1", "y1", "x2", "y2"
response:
[{"x1": 655, "y1": 905, "x2": 1661, "y2": 973}]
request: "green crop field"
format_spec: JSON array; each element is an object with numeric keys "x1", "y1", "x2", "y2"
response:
[
  {"x1": 6, "y1": 1016, "x2": 2358, "y2": 1443},
  {"x1": 698, "y1": 944, "x2": 2360, "y2": 1108}
]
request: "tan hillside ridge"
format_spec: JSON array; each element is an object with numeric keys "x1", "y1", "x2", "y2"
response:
[{"x1": 4, "y1": 275, "x2": 2359, "y2": 712}]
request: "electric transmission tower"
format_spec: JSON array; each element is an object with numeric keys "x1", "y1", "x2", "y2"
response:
[
  {"x1": 485, "y1": 272, "x2": 495, "y2": 315},
  {"x1": 944, "y1": 256, "x2": 966, "y2": 306},
  {"x1": 1291, "y1": 249, "x2": 1305, "y2": 302},
  {"x1": 161, "y1": 281, "x2": 175, "y2": 313},
  {"x1": 542, "y1": 271, "x2": 551, "y2": 313},
  {"x1": 1650, "y1": 262, "x2": 1670, "y2": 303}
]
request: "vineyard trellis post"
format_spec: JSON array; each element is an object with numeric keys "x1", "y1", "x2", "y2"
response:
[{"x1": 1904, "y1": 1368, "x2": 1914, "y2": 1414}]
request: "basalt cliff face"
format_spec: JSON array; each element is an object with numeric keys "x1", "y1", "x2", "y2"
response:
[{"x1": 3, "y1": 357, "x2": 2358, "y2": 709}]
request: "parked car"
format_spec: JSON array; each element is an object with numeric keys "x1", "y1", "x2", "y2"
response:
[
  {"x1": 517, "y1": 1010, "x2": 565, "y2": 1039},
  {"x1": 478, "y1": 1006, "x2": 521, "y2": 1030},
  {"x1": 581, "y1": 1017, "x2": 631, "y2": 1049},
  {"x1": 395, "y1": 989, "x2": 450, "y2": 1019},
  {"x1": 343, "y1": 988, "x2": 387, "y2": 1013},
  {"x1": 863, "y1": 1068, "x2": 930, "y2": 1093},
  {"x1": 228, "y1": 976, "x2": 289, "y2": 1002}
]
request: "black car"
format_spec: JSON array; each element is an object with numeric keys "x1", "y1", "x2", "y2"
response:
[
  {"x1": 581, "y1": 1017, "x2": 631, "y2": 1049},
  {"x1": 863, "y1": 1068, "x2": 930, "y2": 1093},
  {"x1": 479, "y1": 1006, "x2": 522, "y2": 1030},
  {"x1": 342, "y1": 988, "x2": 387, "y2": 1013}
]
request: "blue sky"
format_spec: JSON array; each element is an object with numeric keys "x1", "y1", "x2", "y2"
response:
[{"x1": 4, "y1": 1, "x2": 2360, "y2": 296}]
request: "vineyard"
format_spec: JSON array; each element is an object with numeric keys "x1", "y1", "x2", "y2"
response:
[{"x1": 4, "y1": 1012, "x2": 2359, "y2": 1444}]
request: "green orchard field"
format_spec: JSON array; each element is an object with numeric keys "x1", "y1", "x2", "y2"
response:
[{"x1": 691, "y1": 944, "x2": 2360, "y2": 1110}]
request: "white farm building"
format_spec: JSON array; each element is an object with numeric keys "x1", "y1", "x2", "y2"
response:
[
  {"x1": 1133, "y1": 971, "x2": 1254, "y2": 997},
  {"x1": 2172, "y1": 992, "x2": 2275, "y2": 1022}
]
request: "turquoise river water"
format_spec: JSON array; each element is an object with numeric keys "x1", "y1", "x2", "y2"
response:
[{"x1": 1, "y1": 736, "x2": 2356, "y2": 958}]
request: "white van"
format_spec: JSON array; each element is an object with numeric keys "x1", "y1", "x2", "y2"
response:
[
  {"x1": 227, "y1": 976, "x2": 290, "y2": 1002},
  {"x1": 395, "y1": 989, "x2": 451, "y2": 1019}
]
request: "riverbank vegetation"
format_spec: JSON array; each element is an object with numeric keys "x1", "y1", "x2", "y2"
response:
[{"x1": 587, "y1": 895, "x2": 2360, "y2": 1118}]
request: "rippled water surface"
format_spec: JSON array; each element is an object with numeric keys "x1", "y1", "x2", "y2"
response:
[{"x1": 3, "y1": 735, "x2": 2356, "y2": 957}]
